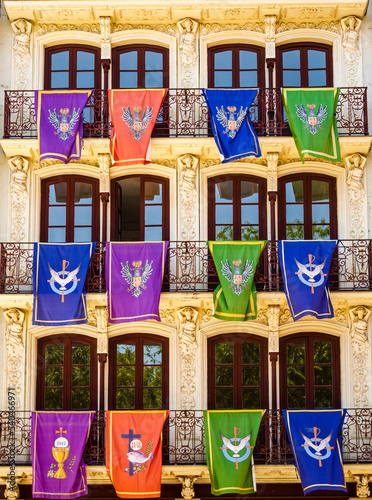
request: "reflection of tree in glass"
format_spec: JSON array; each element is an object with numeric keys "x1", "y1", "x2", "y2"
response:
[
  {"x1": 71, "y1": 388, "x2": 89, "y2": 409},
  {"x1": 45, "y1": 388, "x2": 63, "y2": 410},
  {"x1": 72, "y1": 344, "x2": 90, "y2": 364},
  {"x1": 241, "y1": 226, "x2": 259, "y2": 241},
  {"x1": 144, "y1": 344, "x2": 162, "y2": 364},
  {"x1": 45, "y1": 367, "x2": 63, "y2": 387},
  {"x1": 45, "y1": 343, "x2": 64, "y2": 364},
  {"x1": 117, "y1": 344, "x2": 135, "y2": 364},
  {"x1": 216, "y1": 226, "x2": 233, "y2": 241},
  {"x1": 286, "y1": 218, "x2": 330, "y2": 240}
]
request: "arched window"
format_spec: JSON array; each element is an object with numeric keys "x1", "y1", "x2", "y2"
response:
[
  {"x1": 278, "y1": 174, "x2": 337, "y2": 240},
  {"x1": 37, "y1": 335, "x2": 97, "y2": 410},
  {"x1": 44, "y1": 45, "x2": 101, "y2": 89},
  {"x1": 40, "y1": 176, "x2": 100, "y2": 242},
  {"x1": 276, "y1": 43, "x2": 333, "y2": 88},
  {"x1": 112, "y1": 45, "x2": 169, "y2": 88},
  {"x1": 109, "y1": 334, "x2": 169, "y2": 410},
  {"x1": 279, "y1": 333, "x2": 340, "y2": 409},
  {"x1": 208, "y1": 45, "x2": 265, "y2": 88},
  {"x1": 111, "y1": 175, "x2": 169, "y2": 241},
  {"x1": 208, "y1": 175, "x2": 267, "y2": 241},
  {"x1": 208, "y1": 334, "x2": 268, "y2": 409}
]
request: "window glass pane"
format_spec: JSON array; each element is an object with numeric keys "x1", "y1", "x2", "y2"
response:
[
  {"x1": 71, "y1": 366, "x2": 90, "y2": 386},
  {"x1": 51, "y1": 51, "x2": 69, "y2": 70},
  {"x1": 117, "y1": 343, "x2": 136, "y2": 364},
  {"x1": 312, "y1": 225, "x2": 330, "y2": 240},
  {"x1": 143, "y1": 388, "x2": 162, "y2": 409},
  {"x1": 242, "y1": 388, "x2": 260, "y2": 409},
  {"x1": 145, "y1": 182, "x2": 162, "y2": 203},
  {"x1": 74, "y1": 227, "x2": 91, "y2": 242},
  {"x1": 241, "y1": 205, "x2": 258, "y2": 225},
  {"x1": 215, "y1": 181, "x2": 233, "y2": 202},
  {"x1": 241, "y1": 181, "x2": 258, "y2": 202},
  {"x1": 120, "y1": 51, "x2": 138, "y2": 70},
  {"x1": 74, "y1": 206, "x2": 92, "y2": 225},
  {"x1": 314, "y1": 341, "x2": 332, "y2": 363},
  {"x1": 117, "y1": 366, "x2": 135, "y2": 386},
  {"x1": 45, "y1": 367, "x2": 63, "y2": 387},
  {"x1": 286, "y1": 181, "x2": 303, "y2": 203},
  {"x1": 77, "y1": 51, "x2": 95, "y2": 70},
  {"x1": 314, "y1": 365, "x2": 332, "y2": 386},
  {"x1": 215, "y1": 225, "x2": 233, "y2": 241},
  {"x1": 312, "y1": 204, "x2": 329, "y2": 224},
  {"x1": 145, "y1": 72, "x2": 163, "y2": 88},
  {"x1": 71, "y1": 388, "x2": 90, "y2": 409},
  {"x1": 288, "y1": 387, "x2": 306, "y2": 408},
  {"x1": 308, "y1": 50, "x2": 326, "y2": 69},
  {"x1": 215, "y1": 388, "x2": 233, "y2": 408},
  {"x1": 286, "y1": 205, "x2": 304, "y2": 224},
  {"x1": 242, "y1": 366, "x2": 260, "y2": 386},
  {"x1": 239, "y1": 51, "x2": 257, "y2": 70},
  {"x1": 77, "y1": 72, "x2": 94, "y2": 89},
  {"x1": 287, "y1": 365, "x2": 306, "y2": 386},
  {"x1": 214, "y1": 50, "x2": 232, "y2": 69},
  {"x1": 120, "y1": 72, "x2": 138, "y2": 88},
  {"x1": 48, "y1": 227, "x2": 66, "y2": 242},
  {"x1": 215, "y1": 342, "x2": 234, "y2": 364},
  {"x1": 287, "y1": 341, "x2": 305, "y2": 363},
  {"x1": 216, "y1": 204, "x2": 233, "y2": 224},
  {"x1": 49, "y1": 206, "x2": 66, "y2": 226},
  {"x1": 51, "y1": 72, "x2": 69, "y2": 89},
  {"x1": 44, "y1": 389, "x2": 63, "y2": 409},
  {"x1": 312, "y1": 180, "x2": 329, "y2": 202},
  {"x1": 286, "y1": 225, "x2": 304, "y2": 240},
  {"x1": 241, "y1": 226, "x2": 259, "y2": 240},
  {"x1": 74, "y1": 183, "x2": 92, "y2": 204},
  {"x1": 144, "y1": 343, "x2": 162, "y2": 365},
  {"x1": 314, "y1": 387, "x2": 333, "y2": 408},
  {"x1": 49, "y1": 183, "x2": 67, "y2": 204},
  {"x1": 145, "y1": 205, "x2": 162, "y2": 225},
  {"x1": 117, "y1": 388, "x2": 135, "y2": 409},
  {"x1": 215, "y1": 366, "x2": 234, "y2": 386},
  {"x1": 45, "y1": 343, "x2": 64, "y2": 364},
  {"x1": 242, "y1": 342, "x2": 260, "y2": 364},
  {"x1": 71, "y1": 343, "x2": 90, "y2": 364},
  {"x1": 282, "y1": 50, "x2": 300, "y2": 69},
  {"x1": 283, "y1": 70, "x2": 301, "y2": 87},
  {"x1": 308, "y1": 70, "x2": 327, "y2": 87},
  {"x1": 145, "y1": 51, "x2": 163, "y2": 70},
  {"x1": 144, "y1": 226, "x2": 163, "y2": 241},
  {"x1": 240, "y1": 71, "x2": 257, "y2": 87},
  {"x1": 143, "y1": 366, "x2": 162, "y2": 386},
  {"x1": 214, "y1": 71, "x2": 232, "y2": 87}
]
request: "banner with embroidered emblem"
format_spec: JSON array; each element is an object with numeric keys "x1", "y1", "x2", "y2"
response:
[
  {"x1": 106, "y1": 241, "x2": 169, "y2": 323},
  {"x1": 279, "y1": 240, "x2": 338, "y2": 321},
  {"x1": 35, "y1": 90, "x2": 93, "y2": 163},
  {"x1": 106, "y1": 410, "x2": 169, "y2": 498},
  {"x1": 208, "y1": 241, "x2": 266, "y2": 321},
  {"x1": 32, "y1": 242, "x2": 96, "y2": 326},
  {"x1": 204, "y1": 410, "x2": 264, "y2": 496},
  {"x1": 109, "y1": 89, "x2": 167, "y2": 166},
  {"x1": 202, "y1": 88, "x2": 261, "y2": 163},
  {"x1": 283, "y1": 409, "x2": 347, "y2": 495},
  {"x1": 31, "y1": 411, "x2": 94, "y2": 499},
  {"x1": 282, "y1": 88, "x2": 341, "y2": 163}
]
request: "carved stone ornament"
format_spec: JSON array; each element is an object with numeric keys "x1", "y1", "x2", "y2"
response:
[
  {"x1": 12, "y1": 19, "x2": 32, "y2": 66},
  {"x1": 99, "y1": 17, "x2": 112, "y2": 60},
  {"x1": 159, "y1": 308, "x2": 176, "y2": 324},
  {"x1": 349, "y1": 306, "x2": 370, "y2": 343},
  {"x1": 257, "y1": 308, "x2": 268, "y2": 325},
  {"x1": 279, "y1": 308, "x2": 291, "y2": 325},
  {"x1": 177, "y1": 307, "x2": 198, "y2": 345},
  {"x1": 36, "y1": 23, "x2": 100, "y2": 36},
  {"x1": 349, "y1": 306, "x2": 370, "y2": 408},
  {"x1": 354, "y1": 474, "x2": 372, "y2": 498},
  {"x1": 178, "y1": 154, "x2": 199, "y2": 240},
  {"x1": 88, "y1": 306, "x2": 108, "y2": 353},
  {"x1": 200, "y1": 23, "x2": 264, "y2": 36},
  {"x1": 267, "y1": 152, "x2": 279, "y2": 192},
  {"x1": 276, "y1": 21, "x2": 339, "y2": 34},
  {"x1": 112, "y1": 23, "x2": 176, "y2": 36},
  {"x1": 201, "y1": 308, "x2": 212, "y2": 323},
  {"x1": 8, "y1": 156, "x2": 29, "y2": 242},
  {"x1": 98, "y1": 153, "x2": 111, "y2": 193},
  {"x1": 265, "y1": 15, "x2": 276, "y2": 59},
  {"x1": 268, "y1": 304, "x2": 280, "y2": 352},
  {"x1": 341, "y1": 16, "x2": 362, "y2": 86},
  {"x1": 177, "y1": 307, "x2": 199, "y2": 409},
  {"x1": 345, "y1": 154, "x2": 367, "y2": 239},
  {"x1": 334, "y1": 308, "x2": 347, "y2": 325},
  {"x1": 177, "y1": 18, "x2": 198, "y2": 87}
]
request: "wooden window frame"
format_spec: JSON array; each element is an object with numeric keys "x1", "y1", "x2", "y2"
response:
[
  {"x1": 44, "y1": 44, "x2": 101, "y2": 90},
  {"x1": 278, "y1": 173, "x2": 337, "y2": 240},
  {"x1": 110, "y1": 175, "x2": 170, "y2": 242},
  {"x1": 112, "y1": 44, "x2": 169, "y2": 89},
  {"x1": 208, "y1": 44, "x2": 265, "y2": 88},
  {"x1": 40, "y1": 175, "x2": 100, "y2": 243},
  {"x1": 276, "y1": 42, "x2": 333, "y2": 88},
  {"x1": 279, "y1": 333, "x2": 341, "y2": 409},
  {"x1": 207, "y1": 333, "x2": 269, "y2": 409},
  {"x1": 109, "y1": 334, "x2": 169, "y2": 410},
  {"x1": 208, "y1": 174, "x2": 267, "y2": 241},
  {"x1": 37, "y1": 334, "x2": 97, "y2": 410}
]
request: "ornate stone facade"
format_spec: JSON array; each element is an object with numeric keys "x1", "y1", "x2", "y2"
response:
[
  {"x1": 99, "y1": 17, "x2": 112, "y2": 60},
  {"x1": 11, "y1": 19, "x2": 32, "y2": 89},
  {"x1": 178, "y1": 18, "x2": 199, "y2": 88},
  {"x1": 341, "y1": 16, "x2": 362, "y2": 87},
  {"x1": 177, "y1": 307, "x2": 199, "y2": 409},
  {"x1": 349, "y1": 306, "x2": 370, "y2": 407},
  {"x1": 8, "y1": 156, "x2": 29, "y2": 242},
  {"x1": 345, "y1": 153, "x2": 367, "y2": 239},
  {"x1": 268, "y1": 304, "x2": 280, "y2": 352},
  {"x1": 98, "y1": 153, "x2": 111, "y2": 193},
  {"x1": 267, "y1": 152, "x2": 279, "y2": 192},
  {"x1": 177, "y1": 154, "x2": 199, "y2": 241},
  {"x1": 3, "y1": 309, "x2": 26, "y2": 409}
]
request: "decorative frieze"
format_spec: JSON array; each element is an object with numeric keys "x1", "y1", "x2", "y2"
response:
[
  {"x1": 8, "y1": 156, "x2": 29, "y2": 242},
  {"x1": 113, "y1": 24, "x2": 176, "y2": 36},
  {"x1": 345, "y1": 153, "x2": 367, "y2": 239},
  {"x1": 341, "y1": 16, "x2": 362, "y2": 87},
  {"x1": 36, "y1": 23, "x2": 100, "y2": 35},
  {"x1": 276, "y1": 21, "x2": 339, "y2": 33},
  {"x1": 177, "y1": 18, "x2": 198, "y2": 88},
  {"x1": 349, "y1": 306, "x2": 370, "y2": 408},
  {"x1": 178, "y1": 154, "x2": 199, "y2": 241},
  {"x1": 200, "y1": 23, "x2": 263, "y2": 35}
]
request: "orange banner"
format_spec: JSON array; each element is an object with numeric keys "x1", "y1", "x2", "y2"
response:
[
  {"x1": 106, "y1": 411, "x2": 169, "y2": 498},
  {"x1": 109, "y1": 89, "x2": 167, "y2": 166}
]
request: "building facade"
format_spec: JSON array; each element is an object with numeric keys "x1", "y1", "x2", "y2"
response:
[{"x1": 0, "y1": 0, "x2": 372, "y2": 498}]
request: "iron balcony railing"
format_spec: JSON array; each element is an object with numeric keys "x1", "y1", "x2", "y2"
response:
[
  {"x1": 0, "y1": 409, "x2": 371, "y2": 466},
  {"x1": 3, "y1": 87, "x2": 369, "y2": 139},
  {"x1": 1, "y1": 240, "x2": 372, "y2": 294}
]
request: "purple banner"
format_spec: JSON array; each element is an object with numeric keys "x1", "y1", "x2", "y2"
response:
[
  {"x1": 106, "y1": 241, "x2": 169, "y2": 323},
  {"x1": 35, "y1": 90, "x2": 93, "y2": 163},
  {"x1": 31, "y1": 411, "x2": 94, "y2": 499}
]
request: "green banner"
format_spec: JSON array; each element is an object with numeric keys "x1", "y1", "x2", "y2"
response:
[
  {"x1": 282, "y1": 88, "x2": 341, "y2": 163},
  {"x1": 208, "y1": 241, "x2": 266, "y2": 321},
  {"x1": 204, "y1": 410, "x2": 264, "y2": 496}
]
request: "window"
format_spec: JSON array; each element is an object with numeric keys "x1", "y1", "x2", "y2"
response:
[
  {"x1": 208, "y1": 334, "x2": 268, "y2": 409},
  {"x1": 40, "y1": 176, "x2": 99, "y2": 243},
  {"x1": 278, "y1": 174, "x2": 337, "y2": 240},
  {"x1": 112, "y1": 45, "x2": 169, "y2": 88},
  {"x1": 111, "y1": 175, "x2": 169, "y2": 241},
  {"x1": 208, "y1": 45, "x2": 265, "y2": 88},
  {"x1": 44, "y1": 45, "x2": 101, "y2": 90},
  {"x1": 109, "y1": 335, "x2": 169, "y2": 410},
  {"x1": 276, "y1": 43, "x2": 333, "y2": 88},
  {"x1": 280, "y1": 333, "x2": 340, "y2": 409},
  {"x1": 37, "y1": 335, "x2": 97, "y2": 410},
  {"x1": 208, "y1": 175, "x2": 267, "y2": 241}
]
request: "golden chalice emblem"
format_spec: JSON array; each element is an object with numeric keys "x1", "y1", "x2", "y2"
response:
[{"x1": 52, "y1": 427, "x2": 70, "y2": 479}]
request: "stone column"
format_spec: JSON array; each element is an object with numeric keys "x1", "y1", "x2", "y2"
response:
[
  {"x1": 8, "y1": 156, "x2": 29, "y2": 242},
  {"x1": 341, "y1": 16, "x2": 362, "y2": 87},
  {"x1": 268, "y1": 304, "x2": 280, "y2": 409},
  {"x1": 345, "y1": 153, "x2": 367, "y2": 239},
  {"x1": 11, "y1": 19, "x2": 32, "y2": 90},
  {"x1": 349, "y1": 306, "x2": 371, "y2": 408},
  {"x1": 177, "y1": 18, "x2": 199, "y2": 88}
]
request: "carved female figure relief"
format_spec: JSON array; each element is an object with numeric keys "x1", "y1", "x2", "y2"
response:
[
  {"x1": 11, "y1": 19, "x2": 32, "y2": 65},
  {"x1": 4, "y1": 308, "x2": 25, "y2": 345},
  {"x1": 349, "y1": 306, "x2": 371, "y2": 343}
]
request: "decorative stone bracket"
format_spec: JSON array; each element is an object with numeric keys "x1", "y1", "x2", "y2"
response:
[{"x1": 173, "y1": 472, "x2": 208, "y2": 500}]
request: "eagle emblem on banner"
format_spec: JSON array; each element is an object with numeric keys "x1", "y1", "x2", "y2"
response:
[
  {"x1": 221, "y1": 259, "x2": 254, "y2": 296},
  {"x1": 121, "y1": 260, "x2": 153, "y2": 297},
  {"x1": 122, "y1": 105, "x2": 153, "y2": 141},
  {"x1": 216, "y1": 105, "x2": 248, "y2": 139},
  {"x1": 295, "y1": 103, "x2": 328, "y2": 135},
  {"x1": 48, "y1": 107, "x2": 80, "y2": 140}
]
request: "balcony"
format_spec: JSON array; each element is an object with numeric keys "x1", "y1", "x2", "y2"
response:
[
  {"x1": 3, "y1": 88, "x2": 369, "y2": 139},
  {"x1": 0, "y1": 409, "x2": 371, "y2": 466},
  {"x1": 0, "y1": 240, "x2": 372, "y2": 294}
]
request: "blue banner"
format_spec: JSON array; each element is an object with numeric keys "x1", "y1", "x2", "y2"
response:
[
  {"x1": 33, "y1": 243, "x2": 96, "y2": 326},
  {"x1": 202, "y1": 89, "x2": 261, "y2": 163},
  {"x1": 279, "y1": 240, "x2": 337, "y2": 321},
  {"x1": 283, "y1": 409, "x2": 347, "y2": 495}
]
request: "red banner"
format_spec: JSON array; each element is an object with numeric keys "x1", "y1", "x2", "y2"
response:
[
  {"x1": 106, "y1": 410, "x2": 169, "y2": 498},
  {"x1": 109, "y1": 89, "x2": 167, "y2": 166}
]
